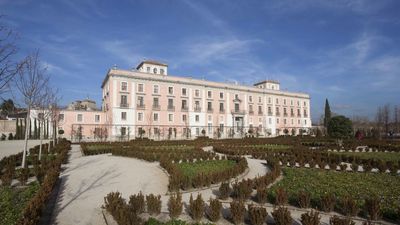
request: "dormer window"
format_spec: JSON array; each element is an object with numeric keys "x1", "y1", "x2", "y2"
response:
[
  {"x1": 160, "y1": 69, "x2": 165, "y2": 75},
  {"x1": 146, "y1": 67, "x2": 150, "y2": 72},
  {"x1": 153, "y1": 68, "x2": 157, "y2": 74}
]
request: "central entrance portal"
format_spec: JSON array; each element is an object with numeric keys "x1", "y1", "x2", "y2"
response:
[{"x1": 234, "y1": 117, "x2": 244, "y2": 132}]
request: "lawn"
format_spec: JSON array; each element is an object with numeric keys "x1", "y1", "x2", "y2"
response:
[
  {"x1": 270, "y1": 168, "x2": 400, "y2": 219},
  {"x1": 177, "y1": 160, "x2": 236, "y2": 178},
  {"x1": 0, "y1": 182, "x2": 40, "y2": 225},
  {"x1": 330, "y1": 151, "x2": 400, "y2": 162}
]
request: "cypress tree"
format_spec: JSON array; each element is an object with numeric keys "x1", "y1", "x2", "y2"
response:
[
  {"x1": 324, "y1": 99, "x2": 332, "y2": 127},
  {"x1": 29, "y1": 118, "x2": 32, "y2": 139}
]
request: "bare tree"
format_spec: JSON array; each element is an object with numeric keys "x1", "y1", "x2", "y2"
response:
[
  {"x1": 0, "y1": 17, "x2": 22, "y2": 94},
  {"x1": 15, "y1": 51, "x2": 49, "y2": 168},
  {"x1": 37, "y1": 87, "x2": 57, "y2": 160},
  {"x1": 394, "y1": 105, "x2": 399, "y2": 134},
  {"x1": 48, "y1": 88, "x2": 61, "y2": 144},
  {"x1": 383, "y1": 104, "x2": 391, "y2": 137}
]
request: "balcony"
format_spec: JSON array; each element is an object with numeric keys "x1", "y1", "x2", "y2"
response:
[
  {"x1": 167, "y1": 105, "x2": 175, "y2": 111},
  {"x1": 207, "y1": 108, "x2": 213, "y2": 113},
  {"x1": 152, "y1": 105, "x2": 161, "y2": 111},
  {"x1": 231, "y1": 109, "x2": 246, "y2": 115},
  {"x1": 297, "y1": 114, "x2": 301, "y2": 117},
  {"x1": 268, "y1": 112, "x2": 273, "y2": 116},
  {"x1": 137, "y1": 104, "x2": 145, "y2": 110},
  {"x1": 120, "y1": 103, "x2": 129, "y2": 108},
  {"x1": 304, "y1": 114, "x2": 308, "y2": 117},
  {"x1": 181, "y1": 106, "x2": 188, "y2": 112},
  {"x1": 249, "y1": 110, "x2": 254, "y2": 115},
  {"x1": 276, "y1": 112, "x2": 281, "y2": 116},
  {"x1": 284, "y1": 113, "x2": 288, "y2": 117},
  {"x1": 258, "y1": 111, "x2": 263, "y2": 115},
  {"x1": 194, "y1": 106, "x2": 201, "y2": 112}
]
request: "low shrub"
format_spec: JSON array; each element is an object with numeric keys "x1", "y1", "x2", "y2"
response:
[
  {"x1": 207, "y1": 198, "x2": 222, "y2": 222},
  {"x1": 329, "y1": 215, "x2": 355, "y2": 225},
  {"x1": 248, "y1": 204, "x2": 267, "y2": 225},
  {"x1": 1, "y1": 157, "x2": 16, "y2": 186},
  {"x1": 146, "y1": 194, "x2": 162, "y2": 215},
  {"x1": 275, "y1": 188, "x2": 288, "y2": 206},
  {"x1": 230, "y1": 200, "x2": 245, "y2": 225},
  {"x1": 300, "y1": 210, "x2": 320, "y2": 225},
  {"x1": 271, "y1": 207, "x2": 292, "y2": 225},
  {"x1": 321, "y1": 193, "x2": 336, "y2": 212},
  {"x1": 129, "y1": 192, "x2": 145, "y2": 214},
  {"x1": 256, "y1": 187, "x2": 267, "y2": 204},
  {"x1": 189, "y1": 194, "x2": 205, "y2": 221},
  {"x1": 232, "y1": 179, "x2": 252, "y2": 200},
  {"x1": 219, "y1": 182, "x2": 231, "y2": 200},
  {"x1": 297, "y1": 190, "x2": 311, "y2": 208},
  {"x1": 340, "y1": 196, "x2": 359, "y2": 217},
  {"x1": 17, "y1": 168, "x2": 30, "y2": 186},
  {"x1": 365, "y1": 196, "x2": 380, "y2": 220},
  {"x1": 168, "y1": 192, "x2": 183, "y2": 219}
]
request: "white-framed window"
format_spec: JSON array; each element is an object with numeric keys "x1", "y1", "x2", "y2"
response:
[
  {"x1": 121, "y1": 81, "x2": 127, "y2": 91},
  {"x1": 121, "y1": 127, "x2": 126, "y2": 136},
  {"x1": 268, "y1": 97, "x2": 271, "y2": 104},
  {"x1": 304, "y1": 101, "x2": 307, "y2": 106},
  {"x1": 284, "y1": 119, "x2": 287, "y2": 124},
  {"x1": 58, "y1": 114, "x2": 64, "y2": 122},
  {"x1": 137, "y1": 112, "x2": 143, "y2": 121},
  {"x1": 269, "y1": 118, "x2": 272, "y2": 124},
  {"x1": 153, "y1": 68, "x2": 157, "y2": 74},
  {"x1": 182, "y1": 114, "x2": 187, "y2": 122},
  {"x1": 297, "y1": 101, "x2": 300, "y2": 106},
  {"x1": 182, "y1": 88, "x2": 187, "y2": 96},
  {"x1": 249, "y1": 95, "x2": 253, "y2": 102},
  {"x1": 195, "y1": 115, "x2": 199, "y2": 122},
  {"x1": 160, "y1": 69, "x2": 165, "y2": 75},
  {"x1": 305, "y1": 119, "x2": 307, "y2": 125},
  {"x1": 207, "y1": 90, "x2": 212, "y2": 98},
  {"x1": 277, "y1": 118, "x2": 279, "y2": 123},
  {"x1": 195, "y1": 89, "x2": 200, "y2": 97},
  {"x1": 291, "y1": 100, "x2": 293, "y2": 105},
  {"x1": 153, "y1": 84, "x2": 159, "y2": 94},
  {"x1": 208, "y1": 123, "x2": 212, "y2": 134},
  {"x1": 146, "y1": 67, "x2": 150, "y2": 72},
  {"x1": 168, "y1": 86, "x2": 174, "y2": 95},
  {"x1": 219, "y1": 92, "x2": 224, "y2": 99},
  {"x1": 168, "y1": 113, "x2": 173, "y2": 122},
  {"x1": 121, "y1": 112, "x2": 127, "y2": 121},
  {"x1": 259, "y1": 97, "x2": 262, "y2": 103},
  {"x1": 276, "y1": 98, "x2": 279, "y2": 104},
  {"x1": 77, "y1": 114, "x2": 83, "y2": 122},
  {"x1": 95, "y1": 114, "x2": 100, "y2": 122},
  {"x1": 196, "y1": 128, "x2": 200, "y2": 136},
  {"x1": 138, "y1": 83, "x2": 144, "y2": 93},
  {"x1": 208, "y1": 115, "x2": 212, "y2": 121},
  {"x1": 153, "y1": 113, "x2": 159, "y2": 121},
  {"x1": 284, "y1": 99, "x2": 287, "y2": 105}
]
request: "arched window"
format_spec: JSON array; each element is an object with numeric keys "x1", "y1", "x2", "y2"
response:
[{"x1": 153, "y1": 68, "x2": 157, "y2": 74}]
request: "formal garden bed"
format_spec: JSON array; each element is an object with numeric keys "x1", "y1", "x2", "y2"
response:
[{"x1": 0, "y1": 139, "x2": 71, "y2": 225}]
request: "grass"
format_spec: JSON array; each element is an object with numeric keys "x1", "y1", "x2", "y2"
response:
[
  {"x1": 330, "y1": 151, "x2": 400, "y2": 162},
  {"x1": 270, "y1": 168, "x2": 400, "y2": 219},
  {"x1": 0, "y1": 182, "x2": 40, "y2": 225},
  {"x1": 177, "y1": 160, "x2": 236, "y2": 178}
]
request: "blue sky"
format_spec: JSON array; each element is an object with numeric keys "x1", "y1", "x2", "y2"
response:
[{"x1": 2, "y1": 0, "x2": 400, "y2": 123}]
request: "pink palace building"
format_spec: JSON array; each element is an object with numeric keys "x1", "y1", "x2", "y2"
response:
[{"x1": 58, "y1": 60, "x2": 312, "y2": 141}]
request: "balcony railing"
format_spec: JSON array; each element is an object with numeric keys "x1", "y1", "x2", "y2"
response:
[
  {"x1": 181, "y1": 106, "x2": 188, "y2": 112},
  {"x1": 194, "y1": 106, "x2": 201, "y2": 112},
  {"x1": 137, "y1": 104, "x2": 145, "y2": 110},
  {"x1": 219, "y1": 109, "x2": 225, "y2": 113},
  {"x1": 291, "y1": 113, "x2": 295, "y2": 117},
  {"x1": 284, "y1": 113, "x2": 288, "y2": 117},
  {"x1": 152, "y1": 105, "x2": 161, "y2": 110},
  {"x1": 168, "y1": 105, "x2": 175, "y2": 111},
  {"x1": 231, "y1": 109, "x2": 246, "y2": 115},
  {"x1": 207, "y1": 108, "x2": 213, "y2": 113},
  {"x1": 258, "y1": 111, "x2": 263, "y2": 115},
  {"x1": 268, "y1": 112, "x2": 273, "y2": 116},
  {"x1": 249, "y1": 110, "x2": 254, "y2": 115},
  {"x1": 120, "y1": 103, "x2": 129, "y2": 108}
]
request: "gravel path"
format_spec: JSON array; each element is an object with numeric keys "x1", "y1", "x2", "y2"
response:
[
  {"x1": 51, "y1": 144, "x2": 169, "y2": 225},
  {"x1": 0, "y1": 139, "x2": 50, "y2": 159}
]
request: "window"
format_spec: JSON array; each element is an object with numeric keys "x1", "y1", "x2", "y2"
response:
[
  {"x1": 195, "y1": 100, "x2": 200, "y2": 110},
  {"x1": 138, "y1": 84, "x2": 144, "y2": 92},
  {"x1": 305, "y1": 119, "x2": 307, "y2": 125},
  {"x1": 120, "y1": 95, "x2": 128, "y2": 107},
  {"x1": 195, "y1": 115, "x2": 199, "y2": 122},
  {"x1": 121, "y1": 127, "x2": 126, "y2": 136},
  {"x1": 219, "y1": 103, "x2": 224, "y2": 112},
  {"x1": 137, "y1": 112, "x2": 143, "y2": 121},
  {"x1": 137, "y1": 96, "x2": 144, "y2": 106},
  {"x1": 291, "y1": 100, "x2": 293, "y2": 105},
  {"x1": 77, "y1": 114, "x2": 83, "y2": 122},
  {"x1": 196, "y1": 128, "x2": 200, "y2": 136},
  {"x1": 195, "y1": 89, "x2": 200, "y2": 97},
  {"x1": 220, "y1": 92, "x2": 224, "y2": 99},
  {"x1": 268, "y1": 97, "x2": 271, "y2": 104},
  {"x1": 269, "y1": 118, "x2": 272, "y2": 124},
  {"x1": 258, "y1": 105, "x2": 262, "y2": 114},
  {"x1": 304, "y1": 101, "x2": 307, "y2": 106},
  {"x1": 168, "y1": 114, "x2": 173, "y2": 122},
  {"x1": 182, "y1": 114, "x2": 187, "y2": 122},
  {"x1": 235, "y1": 94, "x2": 239, "y2": 99},
  {"x1": 249, "y1": 95, "x2": 252, "y2": 102},
  {"x1": 208, "y1": 123, "x2": 212, "y2": 134},
  {"x1": 235, "y1": 103, "x2": 239, "y2": 111},
  {"x1": 146, "y1": 67, "x2": 150, "y2": 72},
  {"x1": 259, "y1": 97, "x2": 262, "y2": 103},
  {"x1": 153, "y1": 85, "x2": 159, "y2": 94},
  {"x1": 168, "y1": 99, "x2": 174, "y2": 108},
  {"x1": 249, "y1": 105, "x2": 253, "y2": 112},
  {"x1": 58, "y1": 114, "x2": 64, "y2": 122},
  {"x1": 95, "y1": 115, "x2": 100, "y2": 122},
  {"x1": 121, "y1": 112, "x2": 127, "y2": 120},
  {"x1": 207, "y1": 90, "x2": 212, "y2": 98},
  {"x1": 153, "y1": 68, "x2": 157, "y2": 74},
  {"x1": 284, "y1": 99, "x2": 287, "y2": 105},
  {"x1": 168, "y1": 87, "x2": 174, "y2": 95},
  {"x1": 277, "y1": 118, "x2": 279, "y2": 123},
  {"x1": 219, "y1": 123, "x2": 224, "y2": 131},
  {"x1": 182, "y1": 88, "x2": 187, "y2": 96},
  {"x1": 181, "y1": 99, "x2": 187, "y2": 109},
  {"x1": 153, "y1": 98, "x2": 159, "y2": 107},
  {"x1": 160, "y1": 69, "x2": 165, "y2": 75},
  {"x1": 284, "y1": 119, "x2": 287, "y2": 124},
  {"x1": 297, "y1": 101, "x2": 300, "y2": 106},
  {"x1": 276, "y1": 107, "x2": 280, "y2": 114},
  {"x1": 153, "y1": 113, "x2": 159, "y2": 121},
  {"x1": 207, "y1": 102, "x2": 212, "y2": 111},
  {"x1": 276, "y1": 98, "x2": 279, "y2": 104},
  {"x1": 121, "y1": 82, "x2": 127, "y2": 91}
]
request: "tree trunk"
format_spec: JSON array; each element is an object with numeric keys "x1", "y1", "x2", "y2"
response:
[
  {"x1": 39, "y1": 120, "x2": 43, "y2": 160},
  {"x1": 22, "y1": 106, "x2": 31, "y2": 168}
]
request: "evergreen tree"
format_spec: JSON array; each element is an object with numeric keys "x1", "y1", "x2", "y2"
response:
[
  {"x1": 324, "y1": 98, "x2": 332, "y2": 127},
  {"x1": 29, "y1": 118, "x2": 32, "y2": 139}
]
